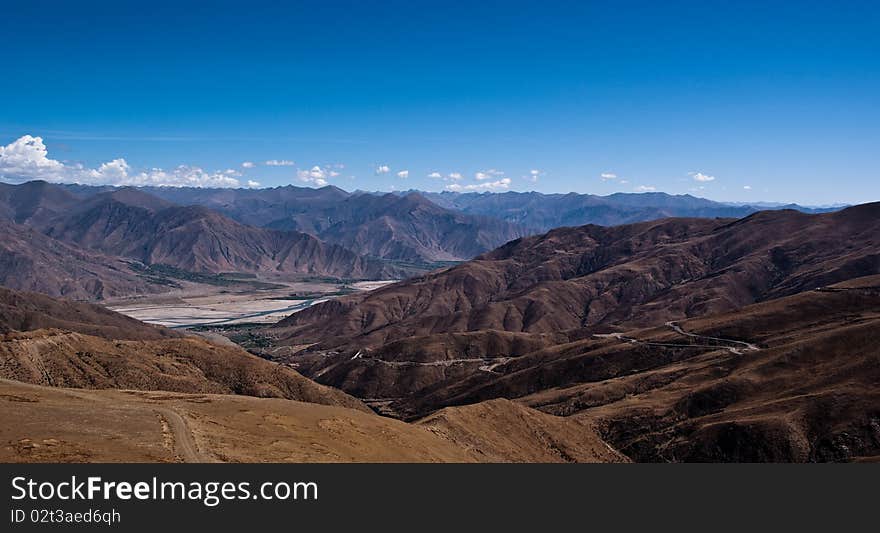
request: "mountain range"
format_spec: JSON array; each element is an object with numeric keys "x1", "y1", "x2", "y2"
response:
[
  {"x1": 258, "y1": 204, "x2": 880, "y2": 461},
  {"x1": 271, "y1": 203, "x2": 880, "y2": 349},
  {"x1": 3, "y1": 180, "x2": 841, "y2": 301},
  {"x1": 0, "y1": 285, "x2": 624, "y2": 463},
  {"x1": 63, "y1": 183, "x2": 528, "y2": 264},
  {"x1": 1, "y1": 177, "x2": 876, "y2": 462},
  {"x1": 58, "y1": 182, "x2": 842, "y2": 260},
  {"x1": 419, "y1": 190, "x2": 842, "y2": 233}
]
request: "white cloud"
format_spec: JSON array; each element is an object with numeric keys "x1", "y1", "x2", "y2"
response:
[
  {"x1": 265, "y1": 159, "x2": 295, "y2": 166},
  {"x1": 689, "y1": 171, "x2": 716, "y2": 182},
  {"x1": 447, "y1": 172, "x2": 463, "y2": 181},
  {"x1": 0, "y1": 135, "x2": 247, "y2": 188},
  {"x1": 743, "y1": 185, "x2": 752, "y2": 190},
  {"x1": 427, "y1": 171, "x2": 442, "y2": 179},
  {"x1": 247, "y1": 180, "x2": 261, "y2": 188},
  {"x1": 396, "y1": 170, "x2": 409, "y2": 179},
  {"x1": 600, "y1": 172, "x2": 617, "y2": 181},
  {"x1": 475, "y1": 169, "x2": 504, "y2": 181},
  {"x1": 87, "y1": 158, "x2": 130, "y2": 182},
  {"x1": 635, "y1": 185, "x2": 657, "y2": 192},
  {"x1": 296, "y1": 165, "x2": 339, "y2": 187},
  {"x1": 375, "y1": 164, "x2": 391, "y2": 175},
  {"x1": 445, "y1": 177, "x2": 511, "y2": 192},
  {"x1": 0, "y1": 135, "x2": 66, "y2": 181},
  {"x1": 120, "y1": 165, "x2": 244, "y2": 187},
  {"x1": 241, "y1": 161, "x2": 255, "y2": 168}
]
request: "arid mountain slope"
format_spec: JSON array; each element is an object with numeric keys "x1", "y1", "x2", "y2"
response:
[
  {"x1": 0, "y1": 329, "x2": 366, "y2": 410},
  {"x1": 0, "y1": 288, "x2": 365, "y2": 410},
  {"x1": 270, "y1": 203, "x2": 880, "y2": 353},
  {"x1": 393, "y1": 277, "x2": 880, "y2": 461},
  {"x1": 417, "y1": 399, "x2": 629, "y2": 462},
  {"x1": 0, "y1": 180, "x2": 84, "y2": 226},
  {"x1": 77, "y1": 184, "x2": 527, "y2": 264},
  {"x1": 267, "y1": 192, "x2": 526, "y2": 263},
  {"x1": 0, "y1": 219, "x2": 165, "y2": 300},
  {"x1": 0, "y1": 379, "x2": 625, "y2": 463},
  {"x1": 1, "y1": 181, "x2": 403, "y2": 284},
  {"x1": 39, "y1": 190, "x2": 398, "y2": 279},
  {"x1": 0, "y1": 286, "x2": 178, "y2": 340}
]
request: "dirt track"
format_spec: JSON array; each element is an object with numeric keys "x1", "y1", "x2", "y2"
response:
[
  {"x1": 154, "y1": 406, "x2": 210, "y2": 463},
  {"x1": 594, "y1": 321, "x2": 760, "y2": 356}
]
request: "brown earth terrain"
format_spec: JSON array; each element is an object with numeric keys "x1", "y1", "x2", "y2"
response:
[
  {"x1": 0, "y1": 286, "x2": 363, "y2": 409},
  {"x1": 271, "y1": 203, "x2": 880, "y2": 354},
  {"x1": 2, "y1": 184, "x2": 877, "y2": 462},
  {"x1": 0, "y1": 219, "x2": 167, "y2": 300},
  {"x1": 0, "y1": 379, "x2": 625, "y2": 463},
  {"x1": 253, "y1": 204, "x2": 880, "y2": 462},
  {"x1": 0, "y1": 286, "x2": 179, "y2": 340},
  {"x1": 0, "y1": 329, "x2": 366, "y2": 410},
  {"x1": 0, "y1": 287, "x2": 624, "y2": 463},
  {"x1": 396, "y1": 277, "x2": 880, "y2": 461}
]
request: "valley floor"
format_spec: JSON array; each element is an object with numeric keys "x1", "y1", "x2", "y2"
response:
[{"x1": 106, "y1": 278, "x2": 397, "y2": 329}]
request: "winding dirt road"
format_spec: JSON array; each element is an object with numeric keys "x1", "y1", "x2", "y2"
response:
[
  {"x1": 665, "y1": 321, "x2": 759, "y2": 354},
  {"x1": 349, "y1": 355, "x2": 512, "y2": 373},
  {"x1": 154, "y1": 406, "x2": 212, "y2": 463},
  {"x1": 38, "y1": 384, "x2": 212, "y2": 463},
  {"x1": 594, "y1": 322, "x2": 759, "y2": 356}
]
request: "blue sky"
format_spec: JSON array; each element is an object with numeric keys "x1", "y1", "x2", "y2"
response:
[{"x1": 1, "y1": 0, "x2": 877, "y2": 204}]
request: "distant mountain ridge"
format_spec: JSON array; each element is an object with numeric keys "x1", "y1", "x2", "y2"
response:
[
  {"x1": 265, "y1": 192, "x2": 527, "y2": 263},
  {"x1": 38, "y1": 189, "x2": 398, "y2": 279},
  {"x1": 418, "y1": 190, "x2": 843, "y2": 232},
  {"x1": 131, "y1": 185, "x2": 528, "y2": 263},
  {"x1": 0, "y1": 182, "x2": 405, "y2": 300},
  {"x1": 268, "y1": 202, "x2": 880, "y2": 393},
  {"x1": 0, "y1": 179, "x2": 854, "y2": 302},
  {"x1": 52, "y1": 181, "x2": 843, "y2": 262}
]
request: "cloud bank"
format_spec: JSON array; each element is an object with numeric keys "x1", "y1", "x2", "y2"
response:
[{"x1": 0, "y1": 135, "x2": 247, "y2": 188}]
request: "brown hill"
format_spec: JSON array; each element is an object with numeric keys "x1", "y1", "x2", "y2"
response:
[
  {"x1": 0, "y1": 287, "x2": 365, "y2": 410},
  {"x1": 0, "y1": 180, "x2": 81, "y2": 226},
  {"x1": 0, "y1": 286, "x2": 178, "y2": 340},
  {"x1": 417, "y1": 399, "x2": 629, "y2": 462},
  {"x1": 255, "y1": 206, "x2": 880, "y2": 461},
  {"x1": 0, "y1": 219, "x2": 166, "y2": 300},
  {"x1": 0, "y1": 379, "x2": 625, "y2": 463},
  {"x1": 271, "y1": 204, "x2": 880, "y2": 353},
  {"x1": 393, "y1": 277, "x2": 880, "y2": 461},
  {"x1": 0, "y1": 329, "x2": 366, "y2": 411}
]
